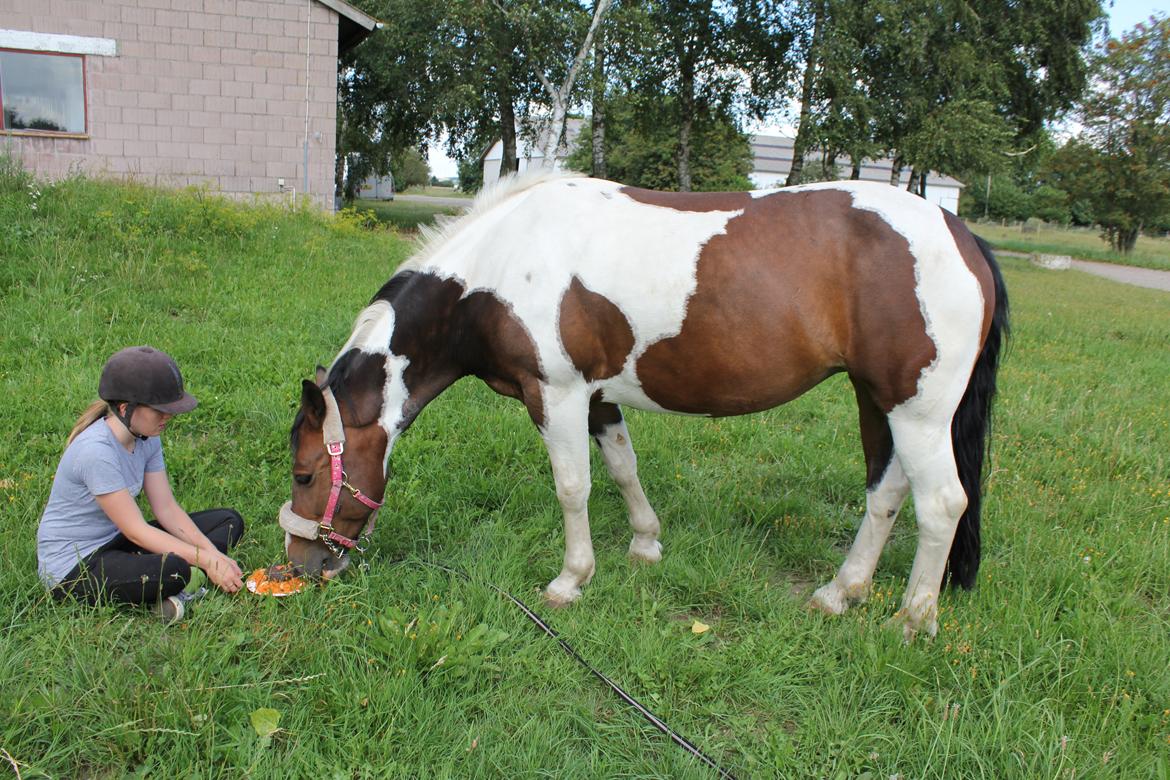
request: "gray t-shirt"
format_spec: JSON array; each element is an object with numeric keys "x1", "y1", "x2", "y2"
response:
[{"x1": 36, "y1": 419, "x2": 165, "y2": 587}]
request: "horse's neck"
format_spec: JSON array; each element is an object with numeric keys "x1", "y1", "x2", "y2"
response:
[{"x1": 381, "y1": 275, "x2": 468, "y2": 430}]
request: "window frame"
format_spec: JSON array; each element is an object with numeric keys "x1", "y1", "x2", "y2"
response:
[{"x1": 0, "y1": 47, "x2": 90, "y2": 139}]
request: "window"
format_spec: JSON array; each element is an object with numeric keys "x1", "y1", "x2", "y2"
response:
[{"x1": 0, "y1": 49, "x2": 87, "y2": 135}]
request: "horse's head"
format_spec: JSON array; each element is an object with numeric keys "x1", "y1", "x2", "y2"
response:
[{"x1": 284, "y1": 369, "x2": 388, "y2": 578}]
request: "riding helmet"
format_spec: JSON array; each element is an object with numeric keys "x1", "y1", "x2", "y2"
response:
[{"x1": 98, "y1": 346, "x2": 198, "y2": 414}]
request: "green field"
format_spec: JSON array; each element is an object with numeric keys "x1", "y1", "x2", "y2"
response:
[
  {"x1": 399, "y1": 185, "x2": 473, "y2": 199},
  {"x1": 2, "y1": 164, "x2": 1168, "y2": 777},
  {"x1": 351, "y1": 197, "x2": 464, "y2": 233},
  {"x1": 967, "y1": 220, "x2": 1170, "y2": 271}
]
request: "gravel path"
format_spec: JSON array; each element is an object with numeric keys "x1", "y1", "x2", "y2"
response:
[
  {"x1": 1067, "y1": 259, "x2": 1170, "y2": 293},
  {"x1": 998, "y1": 250, "x2": 1170, "y2": 293}
]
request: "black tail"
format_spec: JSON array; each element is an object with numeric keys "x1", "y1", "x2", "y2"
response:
[{"x1": 945, "y1": 235, "x2": 1009, "y2": 590}]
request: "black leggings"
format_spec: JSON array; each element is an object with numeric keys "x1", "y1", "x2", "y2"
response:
[{"x1": 52, "y1": 508, "x2": 246, "y2": 606}]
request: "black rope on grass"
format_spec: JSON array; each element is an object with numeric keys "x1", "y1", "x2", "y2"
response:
[{"x1": 415, "y1": 560, "x2": 738, "y2": 780}]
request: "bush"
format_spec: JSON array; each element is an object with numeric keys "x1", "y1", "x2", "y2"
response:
[{"x1": 1031, "y1": 185, "x2": 1071, "y2": 225}]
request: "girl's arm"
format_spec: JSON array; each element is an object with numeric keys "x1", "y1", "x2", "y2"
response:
[
  {"x1": 143, "y1": 471, "x2": 221, "y2": 558},
  {"x1": 95, "y1": 488, "x2": 201, "y2": 563},
  {"x1": 94, "y1": 476, "x2": 242, "y2": 593},
  {"x1": 143, "y1": 470, "x2": 243, "y2": 592}
]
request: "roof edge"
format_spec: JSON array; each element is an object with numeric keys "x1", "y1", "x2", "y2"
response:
[{"x1": 314, "y1": 0, "x2": 380, "y2": 32}]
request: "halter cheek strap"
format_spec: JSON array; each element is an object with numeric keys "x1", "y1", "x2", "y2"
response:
[{"x1": 279, "y1": 387, "x2": 383, "y2": 555}]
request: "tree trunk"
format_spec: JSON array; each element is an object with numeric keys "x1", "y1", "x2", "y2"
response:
[
  {"x1": 1118, "y1": 226, "x2": 1139, "y2": 254},
  {"x1": 677, "y1": 64, "x2": 695, "y2": 192},
  {"x1": 498, "y1": 86, "x2": 519, "y2": 178},
  {"x1": 343, "y1": 154, "x2": 360, "y2": 203},
  {"x1": 850, "y1": 156, "x2": 861, "y2": 180},
  {"x1": 591, "y1": 20, "x2": 607, "y2": 179},
  {"x1": 539, "y1": 106, "x2": 568, "y2": 170},
  {"x1": 888, "y1": 155, "x2": 904, "y2": 187},
  {"x1": 785, "y1": 0, "x2": 825, "y2": 187},
  {"x1": 906, "y1": 168, "x2": 920, "y2": 194},
  {"x1": 532, "y1": 0, "x2": 612, "y2": 168}
]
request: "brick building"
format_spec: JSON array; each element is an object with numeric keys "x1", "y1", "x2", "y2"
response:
[{"x1": 0, "y1": 0, "x2": 377, "y2": 209}]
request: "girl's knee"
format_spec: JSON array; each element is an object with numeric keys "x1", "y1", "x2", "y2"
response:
[{"x1": 225, "y1": 508, "x2": 246, "y2": 545}]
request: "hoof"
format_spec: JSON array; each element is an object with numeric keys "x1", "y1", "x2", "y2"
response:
[
  {"x1": 808, "y1": 582, "x2": 849, "y2": 615},
  {"x1": 544, "y1": 575, "x2": 583, "y2": 608},
  {"x1": 898, "y1": 593, "x2": 939, "y2": 642},
  {"x1": 628, "y1": 537, "x2": 662, "y2": 564}
]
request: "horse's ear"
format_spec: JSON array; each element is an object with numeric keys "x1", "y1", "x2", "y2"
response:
[
  {"x1": 301, "y1": 379, "x2": 326, "y2": 428},
  {"x1": 315, "y1": 365, "x2": 328, "y2": 386}
]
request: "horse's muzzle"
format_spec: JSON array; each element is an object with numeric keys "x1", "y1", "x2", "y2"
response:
[{"x1": 280, "y1": 501, "x2": 349, "y2": 578}]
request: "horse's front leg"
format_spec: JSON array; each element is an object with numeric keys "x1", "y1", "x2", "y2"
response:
[
  {"x1": 589, "y1": 401, "x2": 662, "y2": 564},
  {"x1": 541, "y1": 384, "x2": 596, "y2": 606}
]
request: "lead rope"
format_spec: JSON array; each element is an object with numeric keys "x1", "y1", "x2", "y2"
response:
[{"x1": 415, "y1": 560, "x2": 738, "y2": 780}]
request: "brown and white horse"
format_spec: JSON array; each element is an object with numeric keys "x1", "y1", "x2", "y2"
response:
[{"x1": 284, "y1": 173, "x2": 1008, "y2": 639}]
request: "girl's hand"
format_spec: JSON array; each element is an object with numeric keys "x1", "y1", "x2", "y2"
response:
[{"x1": 202, "y1": 551, "x2": 244, "y2": 593}]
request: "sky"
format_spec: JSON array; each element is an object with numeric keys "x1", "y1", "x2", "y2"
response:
[{"x1": 428, "y1": 1, "x2": 1167, "y2": 180}]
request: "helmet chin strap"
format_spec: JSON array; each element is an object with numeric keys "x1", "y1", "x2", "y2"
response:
[{"x1": 112, "y1": 403, "x2": 150, "y2": 441}]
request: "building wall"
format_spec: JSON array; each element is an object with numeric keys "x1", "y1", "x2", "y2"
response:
[
  {"x1": 481, "y1": 119, "x2": 584, "y2": 188},
  {"x1": 749, "y1": 135, "x2": 963, "y2": 213},
  {"x1": 1, "y1": 0, "x2": 339, "y2": 209}
]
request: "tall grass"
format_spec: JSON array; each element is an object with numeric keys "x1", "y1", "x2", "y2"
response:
[{"x1": 1, "y1": 164, "x2": 1168, "y2": 778}]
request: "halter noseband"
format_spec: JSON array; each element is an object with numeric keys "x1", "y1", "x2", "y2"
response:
[{"x1": 280, "y1": 386, "x2": 383, "y2": 558}]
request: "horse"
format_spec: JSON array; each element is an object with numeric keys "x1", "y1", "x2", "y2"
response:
[{"x1": 282, "y1": 172, "x2": 1008, "y2": 639}]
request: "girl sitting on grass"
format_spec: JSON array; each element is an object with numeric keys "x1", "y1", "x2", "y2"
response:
[{"x1": 36, "y1": 346, "x2": 246, "y2": 623}]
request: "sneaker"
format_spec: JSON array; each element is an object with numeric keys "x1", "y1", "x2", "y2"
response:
[{"x1": 154, "y1": 594, "x2": 185, "y2": 625}]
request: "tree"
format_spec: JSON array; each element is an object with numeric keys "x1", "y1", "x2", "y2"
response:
[
  {"x1": 390, "y1": 148, "x2": 431, "y2": 192},
  {"x1": 1049, "y1": 15, "x2": 1170, "y2": 252},
  {"x1": 784, "y1": 0, "x2": 1103, "y2": 192},
  {"x1": 565, "y1": 92, "x2": 753, "y2": 190},
  {"x1": 497, "y1": 0, "x2": 613, "y2": 166},
  {"x1": 611, "y1": 0, "x2": 796, "y2": 191},
  {"x1": 335, "y1": 0, "x2": 457, "y2": 201},
  {"x1": 335, "y1": 0, "x2": 545, "y2": 196}
]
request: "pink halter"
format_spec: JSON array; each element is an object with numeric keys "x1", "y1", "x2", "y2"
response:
[{"x1": 280, "y1": 386, "x2": 382, "y2": 556}]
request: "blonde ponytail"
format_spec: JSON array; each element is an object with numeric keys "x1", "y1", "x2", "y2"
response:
[{"x1": 66, "y1": 400, "x2": 111, "y2": 448}]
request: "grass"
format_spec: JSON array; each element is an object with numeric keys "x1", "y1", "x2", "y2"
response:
[
  {"x1": 399, "y1": 185, "x2": 473, "y2": 199},
  {"x1": 966, "y1": 220, "x2": 1170, "y2": 271},
  {"x1": 1, "y1": 161, "x2": 1169, "y2": 778},
  {"x1": 351, "y1": 197, "x2": 465, "y2": 232}
]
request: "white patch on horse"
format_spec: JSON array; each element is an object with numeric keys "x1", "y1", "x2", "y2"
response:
[
  {"x1": 378, "y1": 352, "x2": 412, "y2": 447},
  {"x1": 330, "y1": 299, "x2": 412, "y2": 463},
  {"x1": 404, "y1": 175, "x2": 743, "y2": 413},
  {"x1": 335, "y1": 300, "x2": 394, "y2": 361}
]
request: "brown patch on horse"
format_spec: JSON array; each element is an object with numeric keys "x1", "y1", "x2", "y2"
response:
[
  {"x1": 635, "y1": 188, "x2": 935, "y2": 415},
  {"x1": 618, "y1": 187, "x2": 753, "y2": 213},
  {"x1": 850, "y1": 376, "x2": 896, "y2": 489},
  {"x1": 559, "y1": 276, "x2": 635, "y2": 382},
  {"x1": 943, "y1": 210, "x2": 995, "y2": 344}
]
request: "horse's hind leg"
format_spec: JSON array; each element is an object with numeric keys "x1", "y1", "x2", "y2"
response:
[
  {"x1": 886, "y1": 409, "x2": 968, "y2": 640},
  {"x1": 811, "y1": 380, "x2": 911, "y2": 615},
  {"x1": 589, "y1": 400, "x2": 662, "y2": 563}
]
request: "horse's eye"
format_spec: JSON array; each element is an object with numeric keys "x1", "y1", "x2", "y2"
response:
[{"x1": 293, "y1": 474, "x2": 312, "y2": 486}]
